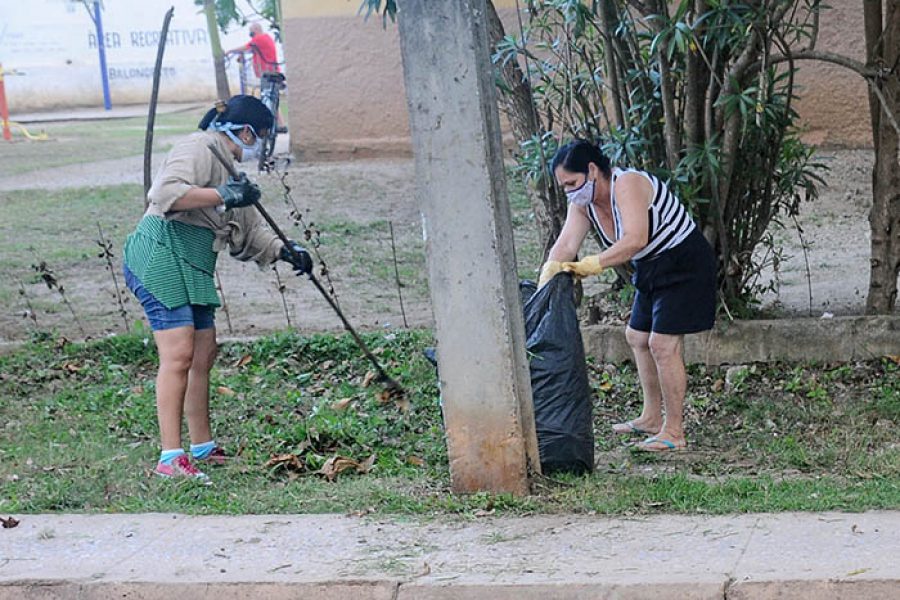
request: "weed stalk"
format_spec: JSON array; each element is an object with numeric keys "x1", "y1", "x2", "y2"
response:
[
  {"x1": 96, "y1": 222, "x2": 129, "y2": 331},
  {"x1": 31, "y1": 259, "x2": 86, "y2": 337},
  {"x1": 276, "y1": 171, "x2": 341, "y2": 307},
  {"x1": 215, "y1": 271, "x2": 234, "y2": 335},
  {"x1": 388, "y1": 221, "x2": 409, "y2": 328},
  {"x1": 17, "y1": 280, "x2": 39, "y2": 329},
  {"x1": 273, "y1": 265, "x2": 293, "y2": 328},
  {"x1": 791, "y1": 214, "x2": 815, "y2": 317}
]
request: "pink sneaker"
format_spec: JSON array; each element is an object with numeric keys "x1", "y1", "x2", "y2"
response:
[
  {"x1": 196, "y1": 447, "x2": 230, "y2": 466},
  {"x1": 155, "y1": 454, "x2": 211, "y2": 484}
]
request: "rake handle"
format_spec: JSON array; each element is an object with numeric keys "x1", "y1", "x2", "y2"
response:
[{"x1": 206, "y1": 143, "x2": 402, "y2": 391}]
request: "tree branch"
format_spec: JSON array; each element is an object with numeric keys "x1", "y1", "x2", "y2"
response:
[
  {"x1": 869, "y1": 80, "x2": 900, "y2": 138},
  {"x1": 767, "y1": 49, "x2": 879, "y2": 78},
  {"x1": 767, "y1": 50, "x2": 899, "y2": 137}
]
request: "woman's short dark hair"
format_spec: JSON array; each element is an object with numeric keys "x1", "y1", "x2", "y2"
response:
[
  {"x1": 198, "y1": 95, "x2": 274, "y2": 134},
  {"x1": 551, "y1": 139, "x2": 612, "y2": 178}
]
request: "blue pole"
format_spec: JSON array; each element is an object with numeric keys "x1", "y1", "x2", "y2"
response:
[{"x1": 94, "y1": 1, "x2": 112, "y2": 110}]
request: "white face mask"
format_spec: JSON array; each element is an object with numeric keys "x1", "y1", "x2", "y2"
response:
[
  {"x1": 225, "y1": 127, "x2": 262, "y2": 163},
  {"x1": 566, "y1": 178, "x2": 595, "y2": 207}
]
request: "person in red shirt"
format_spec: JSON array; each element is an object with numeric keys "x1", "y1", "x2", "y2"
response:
[
  {"x1": 227, "y1": 22, "x2": 280, "y2": 77},
  {"x1": 226, "y1": 23, "x2": 286, "y2": 132}
]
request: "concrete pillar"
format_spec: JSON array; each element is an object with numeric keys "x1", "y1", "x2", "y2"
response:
[{"x1": 397, "y1": 0, "x2": 540, "y2": 494}]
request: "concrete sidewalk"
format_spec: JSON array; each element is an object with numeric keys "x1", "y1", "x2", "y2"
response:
[{"x1": 1, "y1": 511, "x2": 897, "y2": 599}]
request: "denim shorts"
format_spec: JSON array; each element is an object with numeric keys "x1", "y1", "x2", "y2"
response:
[{"x1": 123, "y1": 265, "x2": 215, "y2": 331}]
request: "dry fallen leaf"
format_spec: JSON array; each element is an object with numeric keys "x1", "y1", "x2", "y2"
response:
[
  {"x1": 332, "y1": 398, "x2": 353, "y2": 411},
  {"x1": 472, "y1": 509, "x2": 495, "y2": 518},
  {"x1": 358, "y1": 454, "x2": 376, "y2": 474},
  {"x1": 234, "y1": 354, "x2": 253, "y2": 368},
  {"x1": 885, "y1": 355, "x2": 900, "y2": 366},
  {"x1": 362, "y1": 371, "x2": 377, "y2": 387},
  {"x1": 317, "y1": 456, "x2": 360, "y2": 481},
  {"x1": 394, "y1": 395, "x2": 411, "y2": 413},
  {"x1": 406, "y1": 455, "x2": 425, "y2": 467},
  {"x1": 62, "y1": 362, "x2": 81, "y2": 374},
  {"x1": 216, "y1": 386, "x2": 236, "y2": 397},
  {"x1": 265, "y1": 453, "x2": 306, "y2": 472},
  {"x1": 317, "y1": 454, "x2": 376, "y2": 481},
  {"x1": 1, "y1": 516, "x2": 20, "y2": 529},
  {"x1": 598, "y1": 381, "x2": 613, "y2": 391}
]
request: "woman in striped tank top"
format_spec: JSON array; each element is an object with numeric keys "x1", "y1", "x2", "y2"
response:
[
  {"x1": 122, "y1": 96, "x2": 314, "y2": 481},
  {"x1": 538, "y1": 140, "x2": 717, "y2": 452}
]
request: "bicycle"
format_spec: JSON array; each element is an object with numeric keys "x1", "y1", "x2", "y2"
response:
[{"x1": 258, "y1": 70, "x2": 286, "y2": 172}]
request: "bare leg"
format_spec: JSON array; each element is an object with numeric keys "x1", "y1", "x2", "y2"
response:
[
  {"x1": 153, "y1": 326, "x2": 196, "y2": 451},
  {"x1": 616, "y1": 326, "x2": 663, "y2": 434},
  {"x1": 643, "y1": 332, "x2": 687, "y2": 449},
  {"x1": 184, "y1": 327, "x2": 218, "y2": 445}
]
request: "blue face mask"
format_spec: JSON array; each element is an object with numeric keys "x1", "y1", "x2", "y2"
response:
[
  {"x1": 224, "y1": 127, "x2": 261, "y2": 163},
  {"x1": 566, "y1": 178, "x2": 595, "y2": 207}
]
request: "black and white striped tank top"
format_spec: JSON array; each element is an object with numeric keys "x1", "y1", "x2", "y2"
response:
[{"x1": 586, "y1": 167, "x2": 695, "y2": 262}]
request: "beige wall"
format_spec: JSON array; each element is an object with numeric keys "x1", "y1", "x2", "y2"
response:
[
  {"x1": 283, "y1": 0, "x2": 873, "y2": 160},
  {"x1": 283, "y1": 10, "x2": 409, "y2": 159},
  {"x1": 793, "y1": 1, "x2": 871, "y2": 147}
]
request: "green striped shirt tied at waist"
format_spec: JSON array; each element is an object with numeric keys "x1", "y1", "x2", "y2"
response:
[{"x1": 124, "y1": 216, "x2": 221, "y2": 309}]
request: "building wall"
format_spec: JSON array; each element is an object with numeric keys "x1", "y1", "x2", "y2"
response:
[
  {"x1": 283, "y1": 0, "x2": 873, "y2": 160},
  {"x1": 0, "y1": 0, "x2": 265, "y2": 112},
  {"x1": 792, "y1": 1, "x2": 871, "y2": 147},
  {"x1": 283, "y1": 1, "x2": 409, "y2": 159}
]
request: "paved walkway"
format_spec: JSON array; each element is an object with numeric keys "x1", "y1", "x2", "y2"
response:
[
  {"x1": 9, "y1": 102, "x2": 207, "y2": 123},
  {"x1": 1, "y1": 511, "x2": 897, "y2": 599},
  {"x1": 0, "y1": 103, "x2": 291, "y2": 193}
]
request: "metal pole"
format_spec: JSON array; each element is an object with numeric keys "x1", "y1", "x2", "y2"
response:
[
  {"x1": 0, "y1": 64, "x2": 11, "y2": 141},
  {"x1": 93, "y1": 1, "x2": 112, "y2": 110}
]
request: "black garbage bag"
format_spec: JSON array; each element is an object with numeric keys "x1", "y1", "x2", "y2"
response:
[{"x1": 521, "y1": 273, "x2": 594, "y2": 475}]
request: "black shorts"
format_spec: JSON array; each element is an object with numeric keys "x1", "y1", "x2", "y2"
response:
[{"x1": 629, "y1": 227, "x2": 717, "y2": 335}]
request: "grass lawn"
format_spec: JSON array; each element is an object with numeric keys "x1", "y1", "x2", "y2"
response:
[
  {"x1": 1, "y1": 115, "x2": 894, "y2": 517},
  {"x1": 0, "y1": 167, "x2": 541, "y2": 341},
  {"x1": 1, "y1": 330, "x2": 897, "y2": 515},
  {"x1": 0, "y1": 112, "x2": 198, "y2": 177}
]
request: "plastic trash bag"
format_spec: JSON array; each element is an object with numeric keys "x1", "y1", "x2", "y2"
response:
[{"x1": 521, "y1": 273, "x2": 594, "y2": 474}]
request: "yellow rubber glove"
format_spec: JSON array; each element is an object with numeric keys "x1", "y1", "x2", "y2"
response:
[
  {"x1": 537, "y1": 260, "x2": 562, "y2": 288},
  {"x1": 560, "y1": 255, "x2": 605, "y2": 278}
]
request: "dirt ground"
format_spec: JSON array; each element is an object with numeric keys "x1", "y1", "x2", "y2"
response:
[{"x1": 0, "y1": 145, "x2": 885, "y2": 344}]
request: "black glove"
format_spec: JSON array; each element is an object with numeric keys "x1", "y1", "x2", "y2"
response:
[
  {"x1": 216, "y1": 173, "x2": 261, "y2": 210},
  {"x1": 280, "y1": 241, "x2": 313, "y2": 275}
]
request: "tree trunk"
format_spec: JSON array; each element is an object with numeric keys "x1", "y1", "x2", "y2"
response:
[
  {"x1": 203, "y1": 0, "x2": 231, "y2": 101},
  {"x1": 485, "y1": 1, "x2": 567, "y2": 260},
  {"x1": 865, "y1": 0, "x2": 900, "y2": 313},
  {"x1": 683, "y1": 1, "x2": 708, "y2": 153}
]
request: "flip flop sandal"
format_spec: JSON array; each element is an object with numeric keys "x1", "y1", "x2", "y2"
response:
[
  {"x1": 612, "y1": 421, "x2": 652, "y2": 435},
  {"x1": 635, "y1": 436, "x2": 684, "y2": 452}
]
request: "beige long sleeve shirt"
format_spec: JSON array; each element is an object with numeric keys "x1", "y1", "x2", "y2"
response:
[{"x1": 145, "y1": 130, "x2": 283, "y2": 266}]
